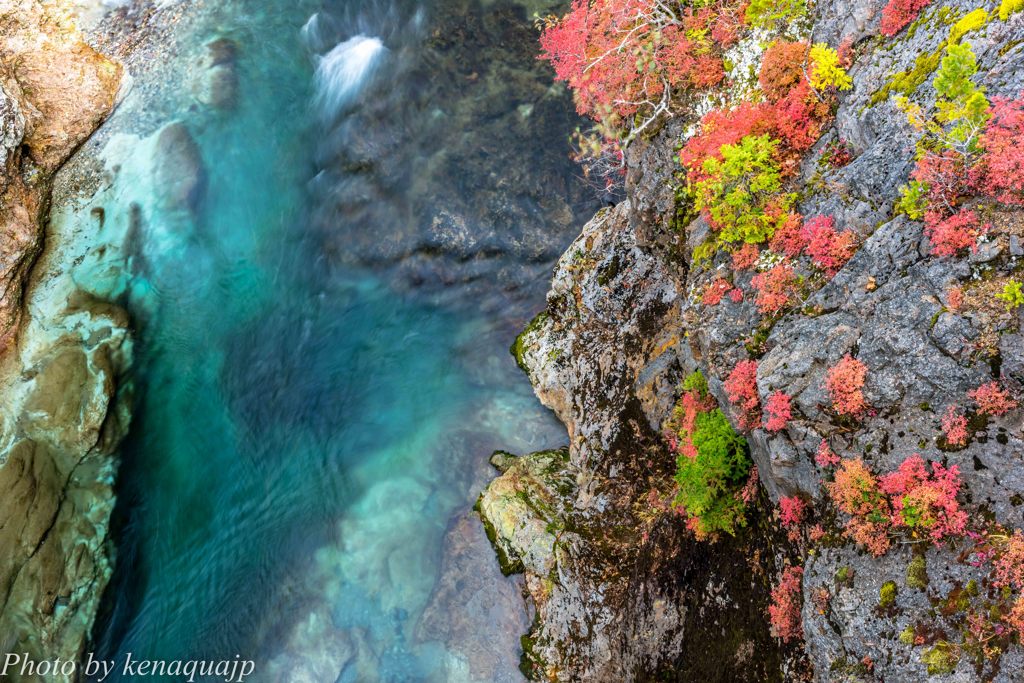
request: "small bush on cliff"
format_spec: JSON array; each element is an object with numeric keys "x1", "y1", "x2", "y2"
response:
[
  {"x1": 880, "y1": 0, "x2": 932, "y2": 37},
  {"x1": 538, "y1": 0, "x2": 742, "y2": 145},
  {"x1": 827, "y1": 456, "x2": 967, "y2": 556},
  {"x1": 667, "y1": 372, "x2": 753, "y2": 538},
  {"x1": 879, "y1": 455, "x2": 967, "y2": 544},
  {"x1": 768, "y1": 566, "x2": 804, "y2": 642},
  {"x1": 1000, "y1": 0, "x2": 1024, "y2": 20},
  {"x1": 695, "y1": 134, "x2": 792, "y2": 246},
  {"x1": 970, "y1": 381, "x2": 1018, "y2": 416},
  {"x1": 826, "y1": 354, "x2": 868, "y2": 418},
  {"x1": 997, "y1": 280, "x2": 1024, "y2": 310},
  {"x1": 724, "y1": 359, "x2": 760, "y2": 429},
  {"x1": 808, "y1": 43, "x2": 853, "y2": 91}
]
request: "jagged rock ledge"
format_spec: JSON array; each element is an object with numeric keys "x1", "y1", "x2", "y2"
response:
[{"x1": 479, "y1": 201, "x2": 804, "y2": 681}]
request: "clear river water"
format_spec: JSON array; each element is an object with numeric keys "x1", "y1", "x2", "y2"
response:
[{"x1": 77, "y1": 0, "x2": 592, "y2": 680}]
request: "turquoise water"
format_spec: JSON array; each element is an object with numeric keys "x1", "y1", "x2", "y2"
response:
[{"x1": 87, "y1": 0, "x2": 585, "y2": 680}]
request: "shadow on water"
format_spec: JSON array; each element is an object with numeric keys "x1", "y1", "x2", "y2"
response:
[{"x1": 90, "y1": 0, "x2": 592, "y2": 680}]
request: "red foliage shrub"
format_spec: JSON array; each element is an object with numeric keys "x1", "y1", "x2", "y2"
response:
[
  {"x1": 702, "y1": 277, "x2": 733, "y2": 305},
  {"x1": 801, "y1": 215, "x2": 857, "y2": 275},
  {"x1": 879, "y1": 0, "x2": 931, "y2": 37},
  {"x1": 878, "y1": 455, "x2": 967, "y2": 545},
  {"x1": 825, "y1": 355, "x2": 868, "y2": 418},
  {"x1": 780, "y1": 495, "x2": 807, "y2": 528},
  {"x1": 665, "y1": 385, "x2": 718, "y2": 459},
  {"x1": 821, "y1": 139, "x2": 853, "y2": 168},
  {"x1": 926, "y1": 209, "x2": 987, "y2": 258},
  {"x1": 732, "y1": 243, "x2": 761, "y2": 270},
  {"x1": 759, "y1": 40, "x2": 808, "y2": 103},
  {"x1": 768, "y1": 566, "x2": 804, "y2": 642},
  {"x1": 752, "y1": 262, "x2": 800, "y2": 314},
  {"x1": 971, "y1": 96, "x2": 1024, "y2": 206},
  {"x1": 994, "y1": 531, "x2": 1024, "y2": 590},
  {"x1": 815, "y1": 440, "x2": 840, "y2": 468},
  {"x1": 827, "y1": 458, "x2": 891, "y2": 556},
  {"x1": 912, "y1": 150, "x2": 972, "y2": 213},
  {"x1": 942, "y1": 405, "x2": 969, "y2": 447},
  {"x1": 680, "y1": 79, "x2": 830, "y2": 182},
  {"x1": 969, "y1": 381, "x2": 1018, "y2": 417},
  {"x1": 539, "y1": 0, "x2": 739, "y2": 126},
  {"x1": 828, "y1": 458, "x2": 883, "y2": 517},
  {"x1": 770, "y1": 81, "x2": 831, "y2": 156},
  {"x1": 728, "y1": 287, "x2": 744, "y2": 303},
  {"x1": 679, "y1": 102, "x2": 769, "y2": 180},
  {"x1": 946, "y1": 286, "x2": 964, "y2": 311},
  {"x1": 768, "y1": 212, "x2": 805, "y2": 257},
  {"x1": 764, "y1": 391, "x2": 793, "y2": 431},
  {"x1": 725, "y1": 359, "x2": 760, "y2": 429},
  {"x1": 1004, "y1": 597, "x2": 1024, "y2": 640}
]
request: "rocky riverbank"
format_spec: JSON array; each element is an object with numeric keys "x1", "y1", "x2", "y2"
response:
[
  {"x1": 480, "y1": 0, "x2": 1024, "y2": 680},
  {"x1": 0, "y1": 1, "x2": 128, "y2": 674}
]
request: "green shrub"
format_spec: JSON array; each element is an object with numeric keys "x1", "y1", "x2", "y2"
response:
[
  {"x1": 674, "y1": 408, "x2": 752, "y2": 537},
  {"x1": 695, "y1": 135, "x2": 793, "y2": 247},
  {"x1": 997, "y1": 280, "x2": 1024, "y2": 310}
]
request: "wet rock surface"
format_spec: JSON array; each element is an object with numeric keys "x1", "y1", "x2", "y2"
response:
[{"x1": 309, "y1": 0, "x2": 599, "y2": 317}]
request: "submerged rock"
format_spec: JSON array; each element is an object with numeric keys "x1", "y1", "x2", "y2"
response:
[
  {"x1": 194, "y1": 37, "x2": 239, "y2": 111},
  {"x1": 152, "y1": 121, "x2": 206, "y2": 215},
  {"x1": 416, "y1": 511, "x2": 530, "y2": 683}
]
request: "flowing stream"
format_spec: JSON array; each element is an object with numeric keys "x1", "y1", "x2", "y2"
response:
[{"x1": 76, "y1": 0, "x2": 592, "y2": 680}]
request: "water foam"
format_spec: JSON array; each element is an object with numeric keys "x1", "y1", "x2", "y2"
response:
[{"x1": 314, "y1": 34, "x2": 385, "y2": 118}]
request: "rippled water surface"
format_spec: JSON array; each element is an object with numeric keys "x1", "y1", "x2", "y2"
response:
[{"x1": 86, "y1": 0, "x2": 590, "y2": 680}]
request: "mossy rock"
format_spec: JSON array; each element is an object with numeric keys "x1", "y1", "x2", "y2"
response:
[
  {"x1": 510, "y1": 311, "x2": 550, "y2": 374},
  {"x1": 879, "y1": 580, "x2": 898, "y2": 608},
  {"x1": 906, "y1": 554, "x2": 928, "y2": 590},
  {"x1": 922, "y1": 641, "x2": 958, "y2": 675}
]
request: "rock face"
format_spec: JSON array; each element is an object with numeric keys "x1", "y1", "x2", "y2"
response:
[
  {"x1": 480, "y1": 200, "x2": 803, "y2": 681},
  {"x1": 482, "y1": 0, "x2": 1024, "y2": 681},
  {"x1": 0, "y1": 0, "x2": 121, "y2": 349},
  {"x1": 0, "y1": 1, "x2": 129, "y2": 677}
]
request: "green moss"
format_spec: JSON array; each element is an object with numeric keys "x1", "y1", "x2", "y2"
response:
[
  {"x1": 922, "y1": 641, "x2": 959, "y2": 675},
  {"x1": 519, "y1": 618, "x2": 547, "y2": 680},
  {"x1": 475, "y1": 495, "x2": 525, "y2": 576},
  {"x1": 966, "y1": 579, "x2": 979, "y2": 596},
  {"x1": 947, "y1": 8, "x2": 990, "y2": 45},
  {"x1": 899, "y1": 625, "x2": 916, "y2": 645},
  {"x1": 870, "y1": 49, "x2": 943, "y2": 106},
  {"x1": 907, "y1": 554, "x2": 929, "y2": 589},
  {"x1": 836, "y1": 565, "x2": 853, "y2": 586},
  {"x1": 510, "y1": 311, "x2": 549, "y2": 373},
  {"x1": 880, "y1": 580, "x2": 898, "y2": 608}
]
